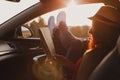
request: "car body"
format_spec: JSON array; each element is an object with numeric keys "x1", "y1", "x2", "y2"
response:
[{"x1": 0, "y1": 0, "x2": 119, "y2": 80}]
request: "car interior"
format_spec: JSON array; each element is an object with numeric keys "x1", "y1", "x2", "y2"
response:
[
  {"x1": 89, "y1": 36, "x2": 120, "y2": 80},
  {"x1": 0, "y1": 0, "x2": 120, "y2": 80}
]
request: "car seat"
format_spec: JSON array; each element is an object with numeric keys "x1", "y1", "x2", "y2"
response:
[{"x1": 89, "y1": 35, "x2": 120, "y2": 80}]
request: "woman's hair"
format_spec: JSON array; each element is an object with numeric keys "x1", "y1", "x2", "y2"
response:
[{"x1": 88, "y1": 33, "x2": 95, "y2": 49}]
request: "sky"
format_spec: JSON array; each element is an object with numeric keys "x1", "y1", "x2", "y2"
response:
[{"x1": 0, "y1": 0, "x2": 104, "y2": 26}]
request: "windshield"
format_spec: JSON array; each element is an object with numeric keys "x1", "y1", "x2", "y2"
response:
[
  {"x1": 41, "y1": 3, "x2": 104, "y2": 27},
  {"x1": 0, "y1": 0, "x2": 39, "y2": 24}
]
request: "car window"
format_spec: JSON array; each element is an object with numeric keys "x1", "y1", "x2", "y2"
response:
[
  {"x1": 0, "y1": 0, "x2": 39, "y2": 25},
  {"x1": 22, "y1": 3, "x2": 104, "y2": 38}
]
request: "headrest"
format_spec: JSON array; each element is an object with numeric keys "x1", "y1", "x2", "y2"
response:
[
  {"x1": 117, "y1": 35, "x2": 120, "y2": 55},
  {"x1": 89, "y1": 5, "x2": 120, "y2": 30}
]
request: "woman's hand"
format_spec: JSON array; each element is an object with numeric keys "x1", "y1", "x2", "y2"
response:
[{"x1": 54, "y1": 54, "x2": 75, "y2": 72}]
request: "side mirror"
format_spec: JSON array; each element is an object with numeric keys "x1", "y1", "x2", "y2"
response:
[
  {"x1": 21, "y1": 25, "x2": 33, "y2": 38},
  {"x1": 6, "y1": 0, "x2": 20, "y2": 2}
]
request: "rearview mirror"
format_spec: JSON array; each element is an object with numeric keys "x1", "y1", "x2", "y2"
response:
[{"x1": 6, "y1": 0, "x2": 20, "y2": 2}]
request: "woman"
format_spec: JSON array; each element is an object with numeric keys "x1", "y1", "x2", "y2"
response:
[{"x1": 53, "y1": 5, "x2": 120, "y2": 80}]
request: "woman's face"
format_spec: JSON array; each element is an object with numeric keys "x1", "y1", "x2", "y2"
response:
[{"x1": 89, "y1": 20, "x2": 113, "y2": 45}]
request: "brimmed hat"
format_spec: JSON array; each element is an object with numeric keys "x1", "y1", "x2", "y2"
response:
[{"x1": 89, "y1": 5, "x2": 120, "y2": 29}]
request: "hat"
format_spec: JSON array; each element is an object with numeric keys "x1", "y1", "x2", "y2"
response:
[{"x1": 89, "y1": 5, "x2": 120, "y2": 29}]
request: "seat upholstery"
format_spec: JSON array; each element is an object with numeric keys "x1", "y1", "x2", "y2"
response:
[
  {"x1": 89, "y1": 36, "x2": 120, "y2": 80},
  {"x1": 117, "y1": 36, "x2": 120, "y2": 54}
]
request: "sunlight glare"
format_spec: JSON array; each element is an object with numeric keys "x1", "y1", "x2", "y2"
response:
[
  {"x1": 67, "y1": 0, "x2": 77, "y2": 7},
  {"x1": 42, "y1": 3, "x2": 104, "y2": 27},
  {"x1": 65, "y1": 1, "x2": 104, "y2": 26},
  {"x1": 41, "y1": 0, "x2": 104, "y2": 27}
]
